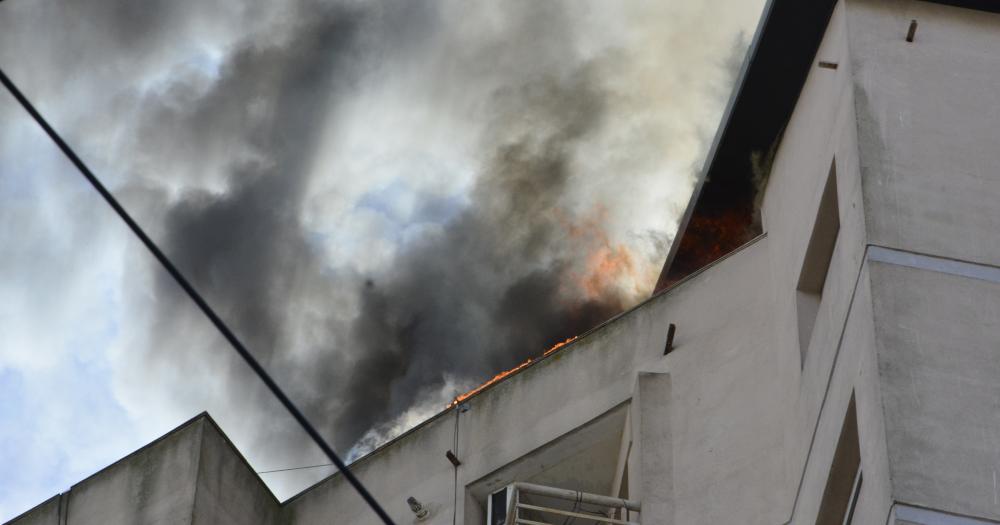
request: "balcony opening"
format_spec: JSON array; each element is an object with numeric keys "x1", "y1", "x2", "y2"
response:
[{"x1": 466, "y1": 404, "x2": 629, "y2": 525}]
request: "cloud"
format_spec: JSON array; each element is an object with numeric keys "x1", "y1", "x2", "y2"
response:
[{"x1": 0, "y1": 98, "x2": 137, "y2": 519}]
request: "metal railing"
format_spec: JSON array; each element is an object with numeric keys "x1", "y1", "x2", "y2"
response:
[{"x1": 502, "y1": 482, "x2": 641, "y2": 525}]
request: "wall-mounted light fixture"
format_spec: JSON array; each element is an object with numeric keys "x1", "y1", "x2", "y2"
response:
[{"x1": 407, "y1": 496, "x2": 430, "y2": 521}]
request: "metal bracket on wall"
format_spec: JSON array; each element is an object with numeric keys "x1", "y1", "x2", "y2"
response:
[{"x1": 663, "y1": 323, "x2": 677, "y2": 355}]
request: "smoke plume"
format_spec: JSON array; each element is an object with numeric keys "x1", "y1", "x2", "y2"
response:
[{"x1": 0, "y1": 0, "x2": 763, "y2": 499}]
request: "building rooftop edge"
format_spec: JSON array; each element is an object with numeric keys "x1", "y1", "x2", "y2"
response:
[{"x1": 288, "y1": 232, "x2": 770, "y2": 504}]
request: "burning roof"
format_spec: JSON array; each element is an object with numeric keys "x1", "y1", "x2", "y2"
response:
[
  {"x1": 442, "y1": 0, "x2": 857, "y2": 410},
  {"x1": 654, "y1": 0, "x2": 839, "y2": 292}
]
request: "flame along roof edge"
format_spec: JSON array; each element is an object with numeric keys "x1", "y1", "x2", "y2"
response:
[{"x1": 290, "y1": 232, "x2": 771, "y2": 504}]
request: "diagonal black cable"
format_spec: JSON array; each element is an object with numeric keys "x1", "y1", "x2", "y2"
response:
[{"x1": 0, "y1": 66, "x2": 397, "y2": 525}]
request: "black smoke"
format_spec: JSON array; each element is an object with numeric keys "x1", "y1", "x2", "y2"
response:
[
  {"x1": 336, "y1": 68, "x2": 627, "y2": 447},
  {"x1": 118, "y1": 0, "x2": 635, "y2": 453}
]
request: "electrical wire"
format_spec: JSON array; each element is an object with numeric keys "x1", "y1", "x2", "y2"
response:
[
  {"x1": 451, "y1": 408, "x2": 461, "y2": 525},
  {"x1": 561, "y1": 490, "x2": 582, "y2": 525},
  {"x1": 0, "y1": 66, "x2": 397, "y2": 525},
  {"x1": 257, "y1": 463, "x2": 335, "y2": 475}
]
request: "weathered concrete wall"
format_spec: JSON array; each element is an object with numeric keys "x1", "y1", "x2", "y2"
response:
[
  {"x1": 5, "y1": 414, "x2": 287, "y2": 525},
  {"x1": 849, "y1": 0, "x2": 1000, "y2": 268},
  {"x1": 891, "y1": 503, "x2": 1000, "y2": 524},
  {"x1": 191, "y1": 418, "x2": 281, "y2": 524},
  {"x1": 751, "y1": 1, "x2": 1000, "y2": 523},
  {"x1": 284, "y1": 410, "x2": 458, "y2": 525},
  {"x1": 783, "y1": 262, "x2": 895, "y2": 525},
  {"x1": 65, "y1": 416, "x2": 204, "y2": 525},
  {"x1": 872, "y1": 260, "x2": 1000, "y2": 519},
  {"x1": 845, "y1": 0, "x2": 1000, "y2": 521},
  {"x1": 630, "y1": 373, "x2": 673, "y2": 523},
  {"x1": 647, "y1": 241, "x2": 786, "y2": 525},
  {"x1": 755, "y1": 1, "x2": 884, "y2": 521},
  {"x1": 457, "y1": 235, "x2": 782, "y2": 525}
]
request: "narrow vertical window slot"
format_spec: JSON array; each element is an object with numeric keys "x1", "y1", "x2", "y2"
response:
[
  {"x1": 797, "y1": 160, "x2": 840, "y2": 366},
  {"x1": 816, "y1": 395, "x2": 861, "y2": 525}
]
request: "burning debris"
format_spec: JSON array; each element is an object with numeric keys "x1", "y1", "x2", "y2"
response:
[{"x1": 655, "y1": 205, "x2": 759, "y2": 290}]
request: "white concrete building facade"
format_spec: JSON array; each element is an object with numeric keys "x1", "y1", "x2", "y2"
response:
[{"x1": 9, "y1": 0, "x2": 1000, "y2": 523}]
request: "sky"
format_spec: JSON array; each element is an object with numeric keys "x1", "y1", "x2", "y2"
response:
[{"x1": 0, "y1": 0, "x2": 765, "y2": 520}]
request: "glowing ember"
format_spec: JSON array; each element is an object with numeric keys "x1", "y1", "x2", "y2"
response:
[
  {"x1": 655, "y1": 207, "x2": 758, "y2": 291},
  {"x1": 448, "y1": 336, "x2": 578, "y2": 408}
]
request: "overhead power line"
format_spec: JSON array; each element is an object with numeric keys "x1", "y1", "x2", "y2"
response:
[
  {"x1": 0, "y1": 67, "x2": 397, "y2": 525},
  {"x1": 258, "y1": 463, "x2": 335, "y2": 475}
]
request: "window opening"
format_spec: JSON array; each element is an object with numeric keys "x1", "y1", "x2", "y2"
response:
[
  {"x1": 816, "y1": 395, "x2": 861, "y2": 525},
  {"x1": 797, "y1": 159, "x2": 840, "y2": 366}
]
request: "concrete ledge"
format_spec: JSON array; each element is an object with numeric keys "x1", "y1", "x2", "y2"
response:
[{"x1": 896, "y1": 503, "x2": 1000, "y2": 525}]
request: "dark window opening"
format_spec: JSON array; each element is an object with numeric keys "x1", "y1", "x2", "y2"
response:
[
  {"x1": 489, "y1": 489, "x2": 508, "y2": 525},
  {"x1": 817, "y1": 395, "x2": 861, "y2": 525},
  {"x1": 797, "y1": 160, "x2": 840, "y2": 366}
]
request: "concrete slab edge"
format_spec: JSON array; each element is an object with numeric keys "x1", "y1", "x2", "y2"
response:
[
  {"x1": 896, "y1": 502, "x2": 1000, "y2": 525},
  {"x1": 867, "y1": 246, "x2": 1000, "y2": 284}
]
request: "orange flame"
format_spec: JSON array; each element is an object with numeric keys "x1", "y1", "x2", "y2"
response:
[
  {"x1": 579, "y1": 243, "x2": 640, "y2": 300},
  {"x1": 543, "y1": 336, "x2": 577, "y2": 356},
  {"x1": 558, "y1": 206, "x2": 655, "y2": 303},
  {"x1": 447, "y1": 337, "x2": 577, "y2": 408}
]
